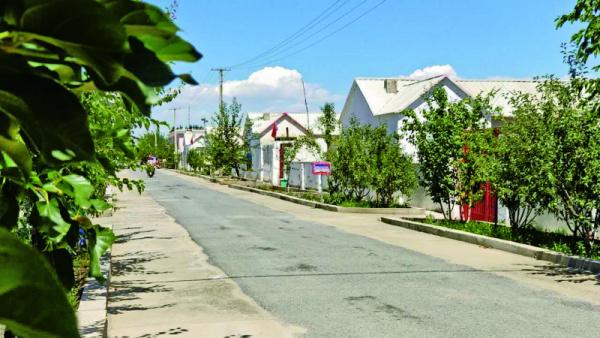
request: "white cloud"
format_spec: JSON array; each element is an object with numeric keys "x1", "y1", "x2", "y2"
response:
[
  {"x1": 151, "y1": 66, "x2": 343, "y2": 129},
  {"x1": 406, "y1": 64, "x2": 457, "y2": 80}
]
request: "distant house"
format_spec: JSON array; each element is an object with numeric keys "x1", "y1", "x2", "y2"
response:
[
  {"x1": 340, "y1": 75, "x2": 540, "y2": 221},
  {"x1": 340, "y1": 75, "x2": 539, "y2": 157},
  {"x1": 168, "y1": 127, "x2": 210, "y2": 168},
  {"x1": 242, "y1": 112, "x2": 338, "y2": 187}
]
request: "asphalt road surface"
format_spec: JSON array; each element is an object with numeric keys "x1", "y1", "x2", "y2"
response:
[{"x1": 143, "y1": 171, "x2": 600, "y2": 338}]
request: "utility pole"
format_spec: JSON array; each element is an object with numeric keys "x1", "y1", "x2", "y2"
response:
[
  {"x1": 211, "y1": 67, "x2": 230, "y2": 112},
  {"x1": 187, "y1": 105, "x2": 191, "y2": 129},
  {"x1": 170, "y1": 107, "x2": 181, "y2": 168},
  {"x1": 301, "y1": 78, "x2": 310, "y2": 129},
  {"x1": 154, "y1": 124, "x2": 158, "y2": 148}
]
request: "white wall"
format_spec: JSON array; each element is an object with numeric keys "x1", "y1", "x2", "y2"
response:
[
  {"x1": 288, "y1": 162, "x2": 329, "y2": 190},
  {"x1": 341, "y1": 83, "x2": 375, "y2": 128}
]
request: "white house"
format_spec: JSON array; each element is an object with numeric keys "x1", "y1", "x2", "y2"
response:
[
  {"x1": 340, "y1": 75, "x2": 540, "y2": 222},
  {"x1": 168, "y1": 127, "x2": 210, "y2": 169},
  {"x1": 242, "y1": 112, "x2": 337, "y2": 188},
  {"x1": 341, "y1": 75, "x2": 540, "y2": 158}
]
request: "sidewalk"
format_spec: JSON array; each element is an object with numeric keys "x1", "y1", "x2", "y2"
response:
[{"x1": 103, "y1": 187, "x2": 301, "y2": 337}]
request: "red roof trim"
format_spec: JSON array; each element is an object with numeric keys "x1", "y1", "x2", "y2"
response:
[{"x1": 258, "y1": 113, "x2": 309, "y2": 137}]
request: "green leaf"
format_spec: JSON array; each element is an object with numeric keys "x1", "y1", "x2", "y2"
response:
[
  {"x1": 51, "y1": 149, "x2": 76, "y2": 162},
  {"x1": 88, "y1": 225, "x2": 115, "y2": 282},
  {"x1": 36, "y1": 199, "x2": 71, "y2": 243},
  {"x1": 0, "y1": 134, "x2": 32, "y2": 174},
  {"x1": 62, "y1": 174, "x2": 94, "y2": 208},
  {"x1": 90, "y1": 199, "x2": 111, "y2": 212},
  {"x1": 103, "y1": 0, "x2": 201, "y2": 62},
  {"x1": 0, "y1": 228, "x2": 79, "y2": 338},
  {"x1": 0, "y1": 53, "x2": 95, "y2": 165}
]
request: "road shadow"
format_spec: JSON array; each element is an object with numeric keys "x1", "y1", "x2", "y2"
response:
[
  {"x1": 115, "y1": 229, "x2": 157, "y2": 244},
  {"x1": 111, "y1": 251, "x2": 169, "y2": 276},
  {"x1": 109, "y1": 249, "x2": 175, "y2": 314},
  {"x1": 134, "y1": 326, "x2": 190, "y2": 337},
  {"x1": 521, "y1": 264, "x2": 600, "y2": 285},
  {"x1": 79, "y1": 318, "x2": 105, "y2": 337},
  {"x1": 108, "y1": 302, "x2": 175, "y2": 315}
]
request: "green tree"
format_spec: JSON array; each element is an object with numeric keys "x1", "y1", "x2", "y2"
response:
[
  {"x1": 318, "y1": 102, "x2": 338, "y2": 158},
  {"x1": 530, "y1": 76, "x2": 600, "y2": 256},
  {"x1": 206, "y1": 99, "x2": 246, "y2": 176},
  {"x1": 329, "y1": 119, "x2": 373, "y2": 202},
  {"x1": 0, "y1": 1, "x2": 200, "y2": 336},
  {"x1": 242, "y1": 116, "x2": 256, "y2": 170},
  {"x1": 187, "y1": 147, "x2": 210, "y2": 174},
  {"x1": 557, "y1": 1, "x2": 600, "y2": 72},
  {"x1": 136, "y1": 131, "x2": 172, "y2": 164},
  {"x1": 329, "y1": 118, "x2": 416, "y2": 207},
  {"x1": 490, "y1": 94, "x2": 554, "y2": 235},
  {"x1": 369, "y1": 127, "x2": 417, "y2": 207},
  {"x1": 403, "y1": 87, "x2": 497, "y2": 220}
]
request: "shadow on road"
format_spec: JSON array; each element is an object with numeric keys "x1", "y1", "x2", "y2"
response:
[{"x1": 523, "y1": 264, "x2": 600, "y2": 285}]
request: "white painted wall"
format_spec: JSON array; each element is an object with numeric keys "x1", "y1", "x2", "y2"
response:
[
  {"x1": 341, "y1": 82, "x2": 376, "y2": 128},
  {"x1": 288, "y1": 162, "x2": 329, "y2": 190}
]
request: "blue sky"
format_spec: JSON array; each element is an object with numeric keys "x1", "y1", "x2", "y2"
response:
[{"x1": 147, "y1": 0, "x2": 580, "y2": 127}]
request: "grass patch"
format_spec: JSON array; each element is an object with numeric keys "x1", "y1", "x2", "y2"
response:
[{"x1": 422, "y1": 218, "x2": 600, "y2": 260}]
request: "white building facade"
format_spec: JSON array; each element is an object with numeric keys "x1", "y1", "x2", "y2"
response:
[
  {"x1": 168, "y1": 128, "x2": 209, "y2": 169},
  {"x1": 341, "y1": 75, "x2": 540, "y2": 159},
  {"x1": 242, "y1": 112, "x2": 337, "y2": 189},
  {"x1": 340, "y1": 75, "x2": 541, "y2": 222}
]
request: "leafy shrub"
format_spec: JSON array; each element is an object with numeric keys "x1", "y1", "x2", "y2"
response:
[{"x1": 329, "y1": 118, "x2": 416, "y2": 207}]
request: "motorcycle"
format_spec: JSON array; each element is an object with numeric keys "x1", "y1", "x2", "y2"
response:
[
  {"x1": 145, "y1": 163, "x2": 156, "y2": 177},
  {"x1": 145, "y1": 155, "x2": 158, "y2": 177}
]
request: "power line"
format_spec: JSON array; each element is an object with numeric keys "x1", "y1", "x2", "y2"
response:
[
  {"x1": 246, "y1": 0, "x2": 387, "y2": 69},
  {"x1": 236, "y1": 0, "x2": 370, "y2": 70},
  {"x1": 229, "y1": 0, "x2": 347, "y2": 69}
]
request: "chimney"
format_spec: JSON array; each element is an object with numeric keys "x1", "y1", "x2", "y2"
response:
[{"x1": 384, "y1": 79, "x2": 398, "y2": 94}]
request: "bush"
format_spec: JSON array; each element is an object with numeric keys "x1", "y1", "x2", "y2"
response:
[{"x1": 329, "y1": 118, "x2": 417, "y2": 207}]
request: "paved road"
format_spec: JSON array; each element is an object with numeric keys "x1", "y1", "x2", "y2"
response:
[{"x1": 144, "y1": 171, "x2": 599, "y2": 338}]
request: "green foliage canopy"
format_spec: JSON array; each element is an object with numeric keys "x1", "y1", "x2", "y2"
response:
[
  {"x1": 206, "y1": 99, "x2": 247, "y2": 176},
  {"x1": 0, "y1": 0, "x2": 200, "y2": 335},
  {"x1": 329, "y1": 118, "x2": 416, "y2": 207},
  {"x1": 403, "y1": 87, "x2": 497, "y2": 220}
]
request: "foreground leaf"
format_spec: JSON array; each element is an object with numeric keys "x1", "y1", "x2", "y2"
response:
[
  {"x1": 0, "y1": 228, "x2": 79, "y2": 338},
  {"x1": 88, "y1": 225, "x2": 116, "y2": 282},
  {"x1": 0, "y1": 53, "x2": 95, "y2": 165}
]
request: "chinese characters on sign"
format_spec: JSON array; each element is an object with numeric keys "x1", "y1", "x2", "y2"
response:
[{"x1": 312, "y1": 161, "x2": 332, "y2": 176}]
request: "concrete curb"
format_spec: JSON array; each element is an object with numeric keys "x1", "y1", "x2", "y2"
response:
[
  {"x1": 78, "y1": 234, "x2": 112, "y2": 337},
  {"x1": 229, "y1": 184, "x2": 426, "y2": 216},
  {"x1": 380, "y1": 217, "x2": 600, "y2": 275}
]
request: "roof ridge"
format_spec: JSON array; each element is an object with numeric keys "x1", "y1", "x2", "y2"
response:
[
  {"x1": 456, "y1": 79, "x2": 539, "y2": 83},
  {"x1": 404, "y1": 74, "x2": 446, "y2": 86},
  {"x1": 355, "y1": 77, "x2": 417, "y2": 81}
]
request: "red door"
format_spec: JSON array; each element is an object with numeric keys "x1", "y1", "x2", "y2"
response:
[
  {"x1": 462, "y1": 182, "x2": 497, "y2": 222},
  {"x1": 279, "y1": 144, "x2": 287, "y2": 179}
]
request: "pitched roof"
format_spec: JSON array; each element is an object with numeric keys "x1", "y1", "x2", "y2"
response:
[
  {"x1": 352, "y1": 76, "x2": 540, "y2": 116},
  {"x1": 246, "y1": 112, "x2": 339, "y2": 135}
]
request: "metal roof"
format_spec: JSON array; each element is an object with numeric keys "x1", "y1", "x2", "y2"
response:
[{"x1": 353, "y1": 76, "x2": 540, "y2": 117}]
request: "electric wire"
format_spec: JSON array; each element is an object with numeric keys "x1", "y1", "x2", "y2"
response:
[
  {"x1": 228, "y1": 0, "x2": 347, "y2": 69},
  {"x1": 242, "y1": 0, "x2": 387, "y2": 70},
  {"x1": 235, "y1": 0, "x2": 370, "y2": 70}
]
